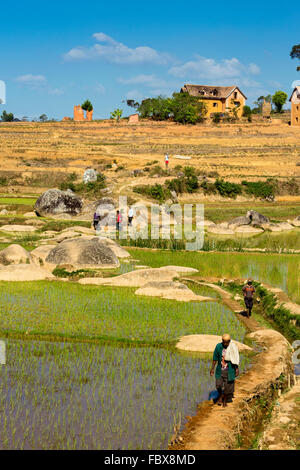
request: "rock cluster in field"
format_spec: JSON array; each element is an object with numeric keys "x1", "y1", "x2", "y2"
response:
[{"x1": 206, "y1": 210, "x2": 300, "y2": 236}]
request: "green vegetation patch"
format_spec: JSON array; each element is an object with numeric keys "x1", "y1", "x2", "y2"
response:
[{"x1": 0, "y1": 281, "x2": 246, "y2": 345}]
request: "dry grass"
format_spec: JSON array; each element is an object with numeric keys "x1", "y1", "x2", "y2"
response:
[{"x1": 0, "y1": 120, "x2": 299, "y2": 196}]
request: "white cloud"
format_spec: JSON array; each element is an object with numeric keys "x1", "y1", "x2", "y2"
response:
[
  {"x1": 95, "y1": 83, "x2": 106, "y2": 94},
  {"x1": 118, "y1": 74, "x2": 168, "y2": 88},
  {"x1": 64, "y1": 33, "x2": 172, "y2": 65},
  {"x1": 168, "y1": 56, "x2": 260, "y2": 80},
  {"x1": 126, "y1": 90, "x2": 146, "y2": 102},
  {"x1": 48, "y1": 88, "x2": 64, "y2": 95},
  {"x1": 92, "y1": 33, "x2": 117, "y2": 45},
  {"x1": 15, "y1": 74, "x2": 47, "y2": 86}
]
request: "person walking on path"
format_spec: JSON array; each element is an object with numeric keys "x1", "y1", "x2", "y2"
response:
[
  {"x1": 116, "y1": 210, "x2": 122, "y2": 235},
  {"x1": 128, "y1": 206, "x2": 134, "y2": 226},
  {"x1": 210, "y1": 334, "x2": 239, "y2": 407},
  {"x1": 164, "y1": 153, "x2": 169, "y2": 170},
  {"x1": 93, "y1": 211, "x2": 100, "y2": 230},
  {"x1": 242, "y1": 280, "x2": 255, "y2": 318}
]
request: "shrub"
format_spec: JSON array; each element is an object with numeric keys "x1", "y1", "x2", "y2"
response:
[
  {"x1": 200, "y1": 181, "x2": 217, "y2": 194},
  {"x1": 133, "y1": 184, "x2": 169, "y2": 203},
  {"x1": 149, "y1": 165, "x2": 168, "y2": 177},
  {"x1": 212, "y1": 112, "x2": 222, "y2": 123},
  {"x1": 215, "y1": 179, "x2": 242, "y2": 198},
  {"x1": 241, "y1": 180, "x2": 276, "y2": 199},
  {"x1": 60, "y1": 172, "x2": 106, "y2": 195}
]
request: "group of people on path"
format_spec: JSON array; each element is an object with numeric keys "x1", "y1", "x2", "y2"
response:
[{"x1": 93, "y1": 206, "x2": 135, "y2": 233}]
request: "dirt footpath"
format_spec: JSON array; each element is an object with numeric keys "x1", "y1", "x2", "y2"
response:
[{"x1": 170, "y1": 329, "x2": 294, "y2": 450}]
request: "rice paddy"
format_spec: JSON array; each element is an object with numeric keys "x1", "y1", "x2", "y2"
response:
[
  {"x1": 127, "y1": 249, "x2": 300, "y2": 304},
  {"x1": 0, "y1": 339, "x2": 251, "y2": 450},
  {"x1": 0, "y1": 281, "x2": 246, "y2": 344},
  {"x1": 0, "y1": 278, "x2": 252, "y2": 449}
]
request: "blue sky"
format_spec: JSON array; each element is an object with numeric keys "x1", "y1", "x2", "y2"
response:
[{"x1": 0, "y1": 0, "x2": 299, "y2": 119}]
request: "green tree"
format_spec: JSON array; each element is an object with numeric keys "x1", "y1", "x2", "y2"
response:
[
  {"x1": 242, "y1": 105, "x2": 252, "y2": 121},
  {"x1": 290, "y1": 44, "x2": 300, "y2": 71},
  {"x1": 272, "y1": 91, "x2": 288, "y2": 113},
  {"x1": 1, "y1": 110, "x2": 14, "y2": 122},
  {"x1": 39, "y1": 114, "x2": 48, "y2": 122},
  {"x1": 171, "y1": 92, "x2": 207, "y2": 124},
  {"x1": 81, "y1": 100, "x2": 93, "y2": 112},
  {"x1": 138, "y1": 96, "x2": 172, "y2": 120},
  {"x1": 110, "y1": 108, "x2": 123, "y2": 122}
]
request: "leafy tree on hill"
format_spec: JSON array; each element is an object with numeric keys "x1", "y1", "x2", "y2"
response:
[
  {"x1": 272, "y1": 91, "x2": 288, "y2": 113},
  {"x1": 290, "y1": 44, "x2": 300, "y2": 71},
  {"x1": 126, "y1": 99, "x2": 140, "y2": 109},
  {"x1": 81, "y1": 100, "x2": 93, "y2": 112},
  {"x1": 138, "y1": 92, "x2": 207, "y2": 124},
  {"x1": 39, "y1": 114, "x2": 48, "y2": 122},
  {"x1": 110, "y1": 108, "x2": 123, "y2": 122},
  {"x1": 1, "y1": 110, "x2": 14, "y2": 122},
  {"x1": 171, "y1": 92, "x2": 207, "y2": 124}
]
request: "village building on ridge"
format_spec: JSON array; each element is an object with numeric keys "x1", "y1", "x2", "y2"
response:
[
  {"x1": 289, "y1": 86, "x2": 300, "y2": 126},
  {"x1": 181, "y1": 84, "x2": 247, "y2": 118}
]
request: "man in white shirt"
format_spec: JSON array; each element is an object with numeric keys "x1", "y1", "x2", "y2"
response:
[
  {"x1": 164, "y1": 153, "x2": 169, "y2": 170},
  {"x1": 128, "y1": 206, "x2": 134, "y2": 226}
]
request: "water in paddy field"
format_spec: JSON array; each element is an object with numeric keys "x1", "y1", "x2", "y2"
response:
[{"x1": 0, "y1": 339, "x2": 251, "y2": 450}]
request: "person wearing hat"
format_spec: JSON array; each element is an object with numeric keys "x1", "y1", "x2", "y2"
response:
[
  {"x1": 210, "y1": 334, "x2": 239, "y2": 407},
  {"x1": 242, "y1": 280, "x2": 255, "y2": 318}
]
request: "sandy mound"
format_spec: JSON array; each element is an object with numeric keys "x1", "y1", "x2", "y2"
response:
[
  {"x1": 207, "y1": 225, "x2": 235, "y2": 235},
  {"x1": 161, "y1": 265, "x2": 198, "y2": 274},
  {"x1": 289, "y1": 218, "x2": 300, "y2": 227},
  {"x1": 282, "y1": 301, "x2": 300, "y2": 316},
  {"x1": 0, "y1": 264, "x2": 54, "y2": 281},
  {"x1": 176, "y1": 334, "x2": 252, "y2": 352},
  {"x1": 262, "y1": 222, "x2": 294, "y2": 232},
  {"x1": 234, "y1": 226, "x2": 264, "y2": 234},
  {"x1": 70, "y1": 226, "x2": 95, "y2": 235},
  {"x1": 135, "y1": 281, "x2": 213, "y2": 302},
  {"x1": 0, "y1": 225, "x2": 37, "y2": 232},
  {"x1": 0, "y1": 244, "x2": 32, "y2": 265},
  {"x1": 24, "y1": 211, "x2": 37, "y2": 218},
  {"x1": 78, "y1": 266, "x2": 188, "y2": 286}
]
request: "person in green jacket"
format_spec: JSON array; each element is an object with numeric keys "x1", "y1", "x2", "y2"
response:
[{"x1": 210, "y1": 334, "x2": 239, "y2": 407}]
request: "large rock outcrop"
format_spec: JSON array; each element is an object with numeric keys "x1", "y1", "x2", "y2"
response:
[
  {"x1": 34, "y1": 189, "x2": 83, "y2": 217},
  {"x1": 45, "y1": 237, "x2": 119, "y2": 268},
  {"x1": 246, "y1": 210, "x2": 270, "y2": 225},
  {"x1": 228, "y1": 216, "x2": 250, "y2": 229}
]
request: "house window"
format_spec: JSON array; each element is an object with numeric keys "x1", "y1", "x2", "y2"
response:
[
  {"x1": 213, "y1": 103, "x2": 217, "y2": 107},
  {"x1": 234, "y1": 92, "x2": 237, "y2": 99}
]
